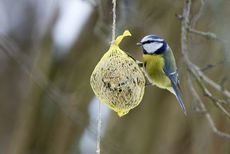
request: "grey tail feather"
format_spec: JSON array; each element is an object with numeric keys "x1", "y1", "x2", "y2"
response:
[{"x1": 171, "y1": 82, "x2": 187, "y2": 115}]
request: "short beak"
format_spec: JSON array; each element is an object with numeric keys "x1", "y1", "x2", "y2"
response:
[{"x1": 136, "y1": 42, "x2": 142, "y2": 46}]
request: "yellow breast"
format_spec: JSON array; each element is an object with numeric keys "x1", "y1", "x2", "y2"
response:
[{"x1": 143, "y1": 54, "x2": 171, "y2": 89}]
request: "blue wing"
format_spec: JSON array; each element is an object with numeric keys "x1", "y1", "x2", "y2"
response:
[{"x1": 163, "y1": 47, "x2": 187, "y2": 115}]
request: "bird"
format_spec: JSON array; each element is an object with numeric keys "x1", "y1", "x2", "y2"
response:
[{"x1": 137, "y1": 34, "x2": 187, "y2": 115}]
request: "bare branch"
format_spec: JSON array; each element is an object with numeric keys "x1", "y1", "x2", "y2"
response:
[
  {"x1": 200, "y1": 61, "x2": 224, "y2": 72},
  {"x1": 188, "y1": 77, "x2": 206, "y2": 113},
  {"x1": 188, "y1": 67, "x2": 230, "y2": 120},
  {"x1": 188, "y1": 27, "x2": 226, "y2": 42},
  {"x1": 190, "y1": 0, "x2": 206, "y2": 27},
  {"x1": 181, "y1": 0, "x2": 191, "y2": 57},
  {"x1": 192, "y1": 63, "x2": 230, "y2": 99},
  {"x1": 205, "y1": 111, "x2": 230, "y2": 140},
  {"x1": 181, "y1": 0, "x2": 230, "y2": 140},
  {"x1": 220, "y1": 77, "x2": 228, "y2": 91},
  {"x1": 189, "y1": 77, "x2": 230, "y2": 140}
]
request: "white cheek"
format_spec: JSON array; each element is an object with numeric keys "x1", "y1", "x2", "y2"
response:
[{"x1": 143, "y1": 42, "x2": 163, "y2": 53}]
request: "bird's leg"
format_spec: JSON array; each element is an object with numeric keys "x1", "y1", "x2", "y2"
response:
[
  {"x1": 135, "y1": 60, "x2": 144, "y2": 68},
  {"x1": 142, "y1": 72, "x2": 153, "y2": 87},
  {"x1": 132, "y1": 60, "x2": 152, "y2": 87}
]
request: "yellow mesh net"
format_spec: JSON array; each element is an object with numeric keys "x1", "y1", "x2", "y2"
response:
[{"x1": 90, "y1": 30, "x2": 145, "y2": 117}]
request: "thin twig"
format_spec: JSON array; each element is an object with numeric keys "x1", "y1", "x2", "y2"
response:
[
  {"x1": 190, "y1": 0, "x2": 206, "y2": 27},
  {"x1": 205, "y1": 110, "x2": 230, "y2": 140},
  {"x1": 188, "y1": 27, "x2": 226, "y2": 42},
  {"x1": 189, "y1": 79, "x2": 230, "y2": 140},
  {"x1": 181, "y1": 0, "x2": 191, "y2": 57},
  {"x1": 189, "y1": 0, "x2": 226, "y2": 42},
  {"x1": 220, "y1": 77, "x2": 228, "y2": 91},
  {"x1": 188, "y1": 67, "x2": 230, "y2": 120},
  {"x1": 187, "y1": 77, "x2": 206, "y2": 113},
  {"x1": 192, "y1": 63, "x2": 230, "y2": 99},
  {"x1": 200, "y1": 60, "x2": 224, "y2": 72}
]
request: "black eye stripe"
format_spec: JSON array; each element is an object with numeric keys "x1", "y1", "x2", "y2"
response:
[
  {"x1": 142, "y1": 40, "x2": 153, "y2": 44},
  {"x1": 142, "y1": 40, "x2": 163, "y2": 45}
]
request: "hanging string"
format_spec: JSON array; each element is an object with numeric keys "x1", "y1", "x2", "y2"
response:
[
  {"x1": 112, "y1": 0, "x2": 117, "y2": 42},
  {"x1": 96, "y1": 1, "x2": 117, "y2": 153},
  {"x1": 96, "y1": 99, "x2": 101, "y2": 154}
]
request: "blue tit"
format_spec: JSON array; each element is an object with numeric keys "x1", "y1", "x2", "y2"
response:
[{"x1": 137, "y1": 34, "x2": 187, "y2": 115}]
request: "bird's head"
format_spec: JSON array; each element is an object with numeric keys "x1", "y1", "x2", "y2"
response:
[{"x1": 137, "y1": 35, "x2": 168, "y2": 55}]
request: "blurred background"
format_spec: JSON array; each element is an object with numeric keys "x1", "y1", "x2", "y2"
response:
[{"x1": 0, "y1": 0, "x2": 229, "y2": 154}]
